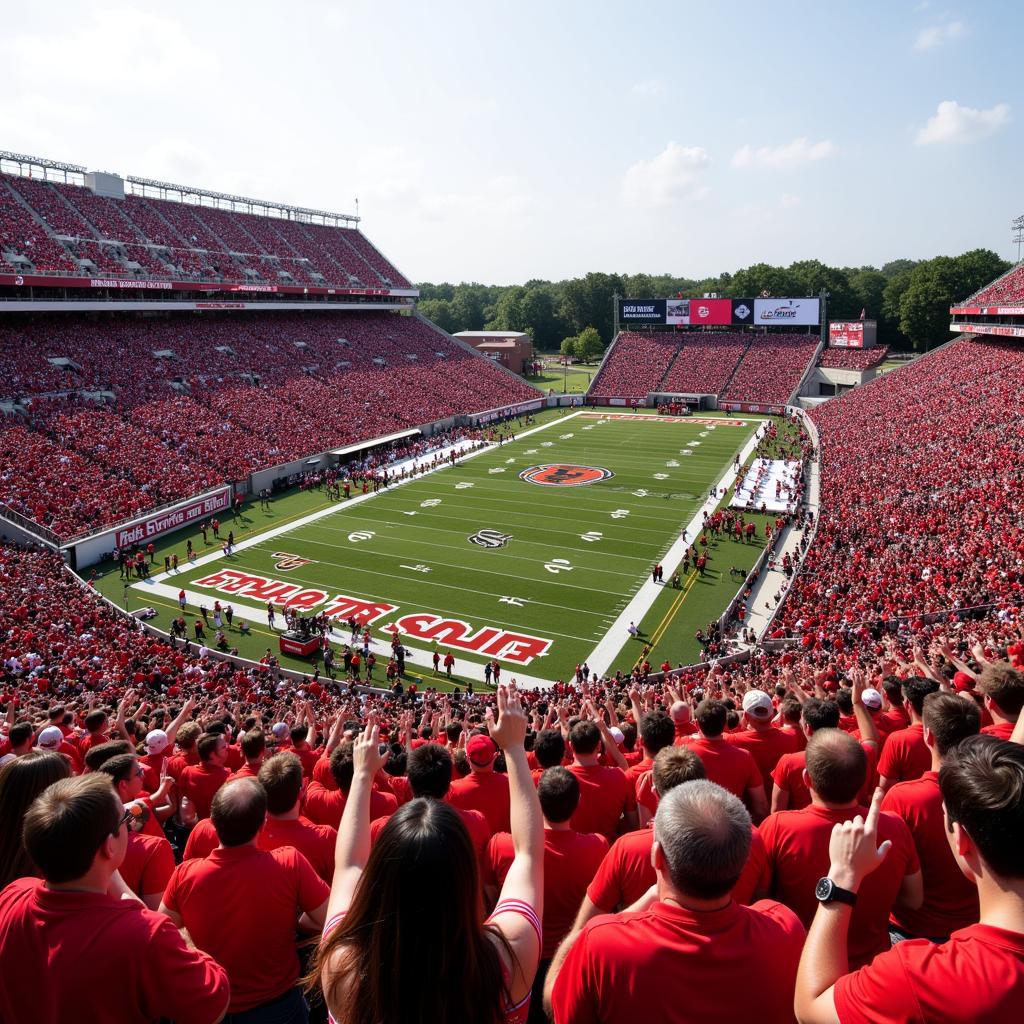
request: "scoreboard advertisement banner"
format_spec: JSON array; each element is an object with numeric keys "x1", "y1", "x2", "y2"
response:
[
  {"x1": 829, "y1": 322, "x2": 865, "y2": 348},
  {"x1": 753, "y1": 297, "x2": 821, "y2": 325},
  {"x1": 618, "y1": 299, "x2": 666, "y2": 323},
  {"x1": 689, "y1": 297, "x2": 733, "y2": 325}
]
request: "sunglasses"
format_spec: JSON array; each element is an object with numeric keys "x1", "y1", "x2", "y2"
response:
[{"x1": 113, "y1": 804, "x2": 141, "y2": 835}]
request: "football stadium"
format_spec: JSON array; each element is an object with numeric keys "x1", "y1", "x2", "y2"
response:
[{"x1": 1, "y1": 5, "x2": 1023, "y2": 1023}]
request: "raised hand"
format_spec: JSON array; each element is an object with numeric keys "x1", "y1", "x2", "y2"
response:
[
  {"x1": 486, "y1": 684, "x2": 528, "y2": 750},
  {"x1": 827, "y1": 788, "x2": 892, "y2": 892},
  {"x1": 353, "y1": 713, "x2": 388, "y2": 777}
]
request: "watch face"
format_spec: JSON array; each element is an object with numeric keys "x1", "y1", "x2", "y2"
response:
[{"x1": 815, "y1": 877, "x2": 833, "y2": 901}]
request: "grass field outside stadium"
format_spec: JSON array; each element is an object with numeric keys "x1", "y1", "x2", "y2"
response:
[{"x1": 98, "y1": 408, "x2": 781, "y2": 690}]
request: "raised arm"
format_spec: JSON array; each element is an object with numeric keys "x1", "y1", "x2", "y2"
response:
[{"x1": 164, "y1": 696, "x2": 197, "y2": 748}]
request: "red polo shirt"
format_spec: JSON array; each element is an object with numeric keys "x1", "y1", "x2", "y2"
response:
[
  {"x1": 0, "y1": 877, "x2": 228, "y2": 1024},
  {"x1": 759, "y1": 804, "x2": 920, "y2": 968},
  {"x1": 120, "y1": 832, "x2": 176, "y2": 901},
  {"x1": 981, "y1": 720, "x2": 1015, "y2": 740},
  {"x1": 484, "y1": 827, "x2": 609, "y2": 959},
  {"x1": 678, "y1": 735, "x2": 762, "y2": 801},
  {"x1": 259, "y1": 816, "x2": 337, "y2": 884},
  {"x1": 303, "y1": 781, "x2": 397, "y2": 829},
  {"x1": 882, "y1": 770, "x2": 979, "y2": 938},
  {"x1": 448, "y1": 770, "x2": 511, "y2": 835},
  {"x1": 370, "y1": 803, "x2": 491, "y2": 859},
  {"x1": 834, "y1": 923, "x2": 1024, "y2": 1023},
  {"x1": 551, "y1": 898, "x2": 804, "y2": 1023},
  {"x1": 162, "y1": 844, "x2": 329, "y2": 1012},
  {"x1": 771, "y1": 742, "x2": 878, "y2": 810},
  {"x1": 183, "y1": 818, "x2": 219, "y2": 860},
  {"x1": 566, "y1": 763, "x2": 637, "y2": 841},
  {"x1": 877, "y1": 723, "x2": 930, "y2": 783},
  {"x1": 586, "y1": 824, "x2": 769, "y2": 912},
  {"x1": 726, "y1": 725, "x2": 798, "y2": 798},
  {"x1": 177, "y1": 762, "x2": 230, "y2": 820}
]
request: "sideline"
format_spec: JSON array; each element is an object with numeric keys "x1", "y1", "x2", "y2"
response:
[{"x1": 584, "y1": 421, "x2": 769, "y2": 678}]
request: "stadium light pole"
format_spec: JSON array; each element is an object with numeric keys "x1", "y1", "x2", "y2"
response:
[{"x1": 1012, "y1": 215, "x2": 1024, "y2": 263}]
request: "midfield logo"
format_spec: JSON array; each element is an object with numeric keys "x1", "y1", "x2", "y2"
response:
[
  {"x1": 519, "y1": 464, "x2": 614, "y2": 487},
  {"x1": 469, "y1": 528, "x2": 513, "y2": 549}
]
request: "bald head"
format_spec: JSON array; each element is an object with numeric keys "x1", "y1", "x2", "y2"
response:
[
  {"x1": 805, "y1": 730, "x2": 866, "y2": 805},
  {"x1": 670, "y1": 701, "x2": 691, "y2": 724},
  {"x1": 211, "y1": 778, "x2": 266, "y2": 847}
]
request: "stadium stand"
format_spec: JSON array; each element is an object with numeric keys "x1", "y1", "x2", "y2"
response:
[
  {"x1": 721, "y1": 334, "x2": 820, "y2": 405},
  {"x1": 587, "y1": 332, "x2": 679, "y2": 400},
  {"x1": 817, "y1": 345, "x2": 889, "y2": 371},
  {"x1": 961, "y1": 262, "x2": 1024, "y2": 306},
  {"x1": 0, "y1": 311, "x2": 536, "y2": 538},
  {"x1": 660, "y1": 332, "x2": 749, "y2": 395}
]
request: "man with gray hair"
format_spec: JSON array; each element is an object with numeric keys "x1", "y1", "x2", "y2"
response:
[{"x1": 546, "y1": 779, "x2": 805, "y2": 1023}]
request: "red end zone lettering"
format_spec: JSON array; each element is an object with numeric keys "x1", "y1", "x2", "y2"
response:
[{"x1": 387, "y1": 613, "x2": 552, "y2": 666}]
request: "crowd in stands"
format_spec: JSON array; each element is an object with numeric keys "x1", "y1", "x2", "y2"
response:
[
  {"x1": 964, "y1": 263, "x2": 1024, "y2": 307},
  {"x1": 588, "y1": 332, "x2": 677, "y2": 400},
  {"x1": 0, "y1": 172, "x2": 411, "y2": 290},
  {"x1": 721, "y1": 334, "x2": 820, "y2": 406},
  {"x1": 1, "y1": 530, "x2": 1023, "y2": 1021},
  {"x1": 818, "y1": 346, "x2": 889, "y2": 371},
  {"x1": 660, "y1": 333, "x2": 749, "y2": 395},
  {"x1": 0, "y1": 311, "x2": 536, "y2": 538}
]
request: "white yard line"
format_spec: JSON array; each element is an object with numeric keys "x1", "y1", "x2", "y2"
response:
[{"x1": 583, "y1": 421, "x2": 768, "y2": 678}]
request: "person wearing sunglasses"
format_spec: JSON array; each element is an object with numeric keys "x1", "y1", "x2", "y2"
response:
[{"x1": 0, "y1": 773, "x2": 229, "y2": 1023}]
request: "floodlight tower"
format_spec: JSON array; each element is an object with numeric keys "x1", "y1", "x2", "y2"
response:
[{"x1": 1012, "y1": 214, "x2": 1024, "y2": 263}]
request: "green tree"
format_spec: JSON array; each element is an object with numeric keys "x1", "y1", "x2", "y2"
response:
[
  {"x1": 560, "y1": 335, "x2": 577, "y2": 359},
  {"x1": 728, "y1": 262, "x2": 801, "y2": 298},
  {"x1": 573, "y1": 326, "x2": 604, "y2": 363},
  {"x1": 559, "y1": 272, "x2": 624, "y2": 341},
  {"x1": 417, "y1": 298, "x2": 457, "y2": 334}
]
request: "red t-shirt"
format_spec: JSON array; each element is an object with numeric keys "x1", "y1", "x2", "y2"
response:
[
  {"x1": 226, "y1": 762, "x2": 261, "y2": 782},
  {"x1": 448, "y1": 770, "x2": 512, "y2": 835},
  {"x1": 834, "y1": 923, "x2": 1024, "y2": 1023},
  {"x1": 371, "y1": 803, "x2": 491, "y2": 859},
  {"x1": 567, "y1": 763, "x2": 637, "y2": 841},
  {"x1": 120, "y1": 832, "x2": 176, "y2": 901},
  {"x1": 882, "y1": 771, "x2": 979, "y2": 938},
  {"x1": 725, "y1": 726, "x2": 799, "y2": 798},
  {"x1": 177, "y1": 763, "x2": 230, "y2": 819},
  {"x1": 551, "y1": 899, "x2": 804, "y2": 1023},
  {"x1": 759, "y1": 804, "x2": 920, "y2": 968},
  {"x1": 981, "y1": 720, "x2": 1015, "y2": 740},
  {"x1": 485, "y1": 828, "x2": 608, "y2": 959},
  {"x1": 586, "y1": 825, "x2": 769, "y2": 912},
  {"x1": 162, "y1": 845, "x2": 329, "y2": 1012},
  {"x1": 183, "y1": 818, "x2": 219, "y2": 860},
  {"x1": 771, "y1": 743, "x2": 877, "y2": 810},
  {"x1": 678, "y1": 735, "x2": 762, "y2": 801},
  {"x1": 303, "y1": 781, "x2": 398, "y2": 829},
  {"x1": 259, "y1": 816, "x2": 337, "y2": 884},
  {"x1": 877, "y1": 723, "x2": 930, "y2": 784},
  {"x1": 0, "y1": 878, "x2": 228, "y2": 1024}
]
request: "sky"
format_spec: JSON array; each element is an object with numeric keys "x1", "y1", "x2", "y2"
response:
[{"x1": 0, "y1": 0, "x2": 1020, "y2": 285}]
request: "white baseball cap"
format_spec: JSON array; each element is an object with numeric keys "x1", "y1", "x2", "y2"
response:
[
  {"x1": 861, "y1": 688, "x2": 883, "y2": 711},
  {"x1": 145, "y1": 729, "x2": 169, "y2": 755},
  {"x1": 36, "y1": 726, "x2": 64, "y2": 751},
  {"x1": 742, "y1": 690, "x2": 774, "y2": 718}
]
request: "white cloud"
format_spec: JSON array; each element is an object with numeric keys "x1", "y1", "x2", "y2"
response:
[
  {"x1": 914, "y1": 20, "x2": 965, "y2": 50},
  {"x1": 915, "y1": 99, "x2": 1011, "y2": 144},
  {"x1": 779, "y1": 193, "x2": 801, "y2": 209},
  {"x1": 731, "y1": 137, "x2": 837, "y2": 169},
  {"x1": 630, "y1": 80, "x2": 664, "y2": 98},
  {"x1": 620, "y1": 143, "x2": 710, "y2": 208}
]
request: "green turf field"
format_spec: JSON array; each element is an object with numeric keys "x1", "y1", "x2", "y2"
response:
[{"x1": 114, "y1": 410, "x2": 767, "y2": 685}]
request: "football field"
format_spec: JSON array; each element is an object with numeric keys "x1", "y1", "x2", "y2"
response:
[{"x1": 130, "y1": 411, "x2": 764, "y2": 685}]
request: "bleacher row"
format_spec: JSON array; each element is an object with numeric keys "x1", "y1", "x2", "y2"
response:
[
  {"x1": 0, "y1": 172, "x2": 411, "y2": 290},
  {"x1": 589, "y1": 331, "x2": 820, "y2": 405},
  {"x1": 817, "y1": 346, "x2": 889, "y2": 371},
  {"x1": 963, "y1": 262, "x2": 1024, "y2": 307},
  {"x1": 0, "y1": 312, "x2": 537, "y2": 539}
]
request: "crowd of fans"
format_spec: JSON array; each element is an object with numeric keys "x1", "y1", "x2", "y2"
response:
[
  {"x1": 721, "y1": 334, "x2": 820, "y2": 405},
  {"x1": 588, "y1": 332, "x2": 677, "y2": 401},
  {"x1": 0, "y1": 311, "x2": 536, "y2": 538},
  {"x1": 818, "y1": 346, "x2": 890, "y2": 371},
  {"x1": 1, "y1": 530, "x2": 1023, "y2": 1020},
  {"x1": 965, "y1": 263, "x2": 1024, "y2": 306},
  {"x1": 660, "y1": 333, "x2": 749, "y2": 395},
  {"x1": 0, "y1": 172, "x2": 412, "y2": 289}
]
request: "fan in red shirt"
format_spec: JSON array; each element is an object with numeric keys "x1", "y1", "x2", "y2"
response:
[
  {"x1": 796, "y1": 736, "x2": 1024, "y2": 1024},
  {"x1": 0, "y1": 774, "x2": 229, "y2": 1024},
  {"x1": 226, "y1": 728, "x2": 267, "y2": 781},
  {"x1": 546, "y1": 778, "x2": 805, "y2": 1024},
  {"x1": 370, "y1": 742, "x2": 491, "y2": 857},
  {"x1": 625, "y1": 710, "x2": 675, "y2": 822},
  {"x1": 883, "y1": 691, "x2": 982, "y2": 942},
  {"x1": 177, "y1": 733, "x2": 231, "y2": 820},
  {"x1": 448, "y1": 733, "x2": 512, "y2": 834},
  {"x1": 305, "y1": 741, "x2": 398, "y2": 829},
  {"x1": 877, "y1": 677, "x2": 938, "y2": 790},
  {"x1": 678, "y1": 699, "x2": 767, "y2": 822},
  {"x1": 759, "y1": 730, "x2": 922, "y2": 969},
  {"x1": 484, "y1": 765, "x2": 608, "y2": 1009},
  {"x1": 564, "y1": 718, "x2": 638, "y2": 841},
  {"x1": 977, "y1": 660, "x2": 1024, "y2": 741},
  {"x1": 669, "y1": 700, "x2": 697, "y2": 741},
  {"x1": 160, "y1": 777, "x2": 329, "y2": 1019},
  {"x1": 77, "y1": 708, "x2": 111, "y2": 755},
  {"x1": 726, "y1": 689, "x2": 798, "y2": 802}
]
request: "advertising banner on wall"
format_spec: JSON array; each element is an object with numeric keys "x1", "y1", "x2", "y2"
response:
[
  {"x1": 829, "y1": 322, "x2": 865, "y2": 347},
  {"x1": 731, "y1": 299, "x2": 754, "y2": 325},
  {"x1": 689, "y1": 297, "x2": 733, "y2": 325},
  {"x1": 618, "y1": 299, "x2": 666, "y2": 323},
  {"x1": 753, "y1": 298, "x2": 821, "y2": 325},
  {"x1": 666, "y1": 298, "x2": 689, "y2": 325}
]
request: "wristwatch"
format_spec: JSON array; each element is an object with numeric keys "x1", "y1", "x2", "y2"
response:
[{"x1": 815, "y1": 877, "x2": 858, "y2": 907}]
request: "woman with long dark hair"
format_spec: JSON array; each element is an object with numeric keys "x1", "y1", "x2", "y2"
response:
[
  {"x1": 0, "y1": 751, "x2": 72, "y2": 889},
  {"x1": 311, "y1": 684, "x2": 544, "y2": 1024}
]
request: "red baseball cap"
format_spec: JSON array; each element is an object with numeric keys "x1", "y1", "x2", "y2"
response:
[
  {"x1": 952, "y1": 671, "x2": 975, "y2": 693},
  {"x1": 466, "y1": 734, "x2": 497, "y2": 766}
]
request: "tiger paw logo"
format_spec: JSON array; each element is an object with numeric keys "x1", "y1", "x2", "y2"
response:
[
  {"x1": 468, "y1": 529, "x2": 513, "y2": 549},
  {"x1": 272, "y1": 552, "x2": 313, "y2": 571},
  {"x1": 520, "y1": 464, "x2": 614, "y2": 487}
]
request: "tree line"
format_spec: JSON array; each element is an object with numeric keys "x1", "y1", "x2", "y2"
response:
[{"x1": 416, "y1": 250, "x2": 1009, "y2": 354}]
